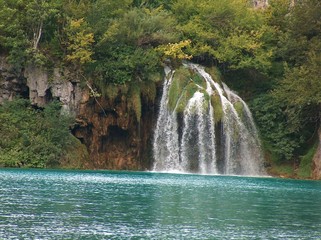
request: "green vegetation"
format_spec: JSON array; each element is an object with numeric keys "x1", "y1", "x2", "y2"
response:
[
  {"x1": 128, "y1": 83, "x2": 142, "y2": 122},
  {"x1": 269, "y1": 164, "x2": 295, "y2": 178},
  {"x1": 205, "y1": 67, "x2": 222, "y2": 84},
  {"x1": 265, "y1": 142, "x2": 318, "y2": 179},
  {"x1": 59, "y1": 137, "x2": 90, "y2": 169},
  {"x1": 297, "y1": 143, "x2": 318, "y2": 179},
  {"x1": 168, "y1": 67, "x2": 190, "y2": 111},
  {"x1": 0, "y1": 0, "x2": 273, "y2": 83},
  {"x1": 224, "y1": 0, "x2": 321, "y2": 177},
  {"x1": 211, "y1": 94, "x2": 223, "y2": 124},
  {"x1": 0, "y1": 99, "x2": 86, "y2": 168},
  {"x1": 167, "y1": 67, "x2": 212, "y2": 113},
  {"x1": 0, "y1": 0, "x2": 320, "y2": 177},
  {"x1": 139, "y1": 80, "x2": 157, "y2": 104},
  {"x1": 251, "y1": 94, "x2": 302, "y2": 161},
  {"x1": 234, "y1": 102, "x2": 244, "y2": 120}
]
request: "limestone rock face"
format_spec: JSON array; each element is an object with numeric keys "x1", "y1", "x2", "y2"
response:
[
  {"x1": 73, "y1": 90, "x2": 155, "y2": 170},
  {"x1": 0, "y1": 56, "x2": 28, "y2": 103},
  {"x1": 0, "y1": 56, "x2": 83, "y2": 115},
  {"x1": 0, "y1": 57, "x2": 82, "y2": 115},
  {"x1": 24, "y1": 65, "x2": 82, "y2": 115},
  {"x1": 50, "y1": 69, "x2": 83, "y2": 114},
  {"x1": 25, "y1": 65, "x2": 49, "y2": 106}
]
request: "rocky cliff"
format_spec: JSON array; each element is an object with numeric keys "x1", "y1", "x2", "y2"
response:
[
  {"x1": 24, "y1": 65, "x2": 83, "y2": 115},
  {"x1": 0, "y1": 56, "x2": 156, "y2": 170},
  {"x1": 0, "y1": 56, "x2": 28, "y2": 102},
  {"x1": 1, "y1": 55, "x2": 321, "y2": 178},
  {"x1": 72, "y1": 88, "x2": 155, "y2": 170}
]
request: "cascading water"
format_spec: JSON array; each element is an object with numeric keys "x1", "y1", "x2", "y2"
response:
[{"x1": 153, "y1": 63, "x2": 265, "y2": 176}]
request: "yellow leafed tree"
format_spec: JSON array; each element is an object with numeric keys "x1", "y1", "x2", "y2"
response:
[
  {"x1": 156, "y1": 40, "x2": 193, "y2": 61},
  {"x1": 65, "y1": 18, "x2": 95, "y2": 66}
]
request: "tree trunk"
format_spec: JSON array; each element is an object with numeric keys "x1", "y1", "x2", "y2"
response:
[{"x1": 33, "y1": 21, "x2": 43, "y2": 50}]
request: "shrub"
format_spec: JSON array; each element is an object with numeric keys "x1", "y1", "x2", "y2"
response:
[{"x1": 0, "y1": 98, "x2": 74, "y2": 168}]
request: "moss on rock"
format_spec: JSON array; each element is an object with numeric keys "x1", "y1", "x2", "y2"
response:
[
  {"x1": 234, "y1": 101, "x2": 244, "y2": 119},
  {"x1": 211, "y1": 93, "x2": 223, "y2": 123},
  {"x1": 205, "y1": 66, "x2": 222, "y2": 84},
  {"x1": 191, "y1": 72, "x2": 206, "y2": 89},
  {"x1": 139, "y1": 81, "x2": 156, "y2": 104},
  {"x1": 128, "y1": 83, "x2": 142, "y2": 122},
  {"x1": 175, "y1": 82, "x2": 200, "y2": 113},
  {"x1": 148, "y1": 72, "x2": 162, "y2": 83},
  {"x1": 168, "y1": 67, "x2": 190, "y2": 111},
  {"x1": 102, "y1": 83, "x2": 129, "y2": 102}
]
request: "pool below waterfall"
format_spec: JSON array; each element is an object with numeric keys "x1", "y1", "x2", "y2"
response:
[{"x1": 1, "y1": 169, "x2": 321, "y2": 239}]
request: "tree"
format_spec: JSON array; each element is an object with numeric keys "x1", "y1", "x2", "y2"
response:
[
  {"x1": 0, "y1": 0, "x2": 62, "y2": 67},
  {"x1": 87, "y1": 0, "x2": 133, "y2": 37},
  {"x1": 270, "y1": 0, "x2": 321, "y2": 66},
  {"x1": 272, "y1": 0, "x2": 321, "y2": 120},
  {"x1": 64, "y1": 18, "x2": 95, "y2": 67},
  {"x1": 171, "y1": 0, "x2": 274, "y2": 72},
  {"x1": 253, "y1": 0, "x2": 321, "y2": 162},
  {"x1": 93, "y1": 7, "x2": 178, "y2": 85}
]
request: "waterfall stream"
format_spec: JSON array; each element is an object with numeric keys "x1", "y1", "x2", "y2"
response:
[{"x1": 153, "y1": 63, "x2": 265, "y2": 175}]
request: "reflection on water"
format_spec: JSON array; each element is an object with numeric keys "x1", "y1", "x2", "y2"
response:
[{"x1": 0, "y1": 169, "x2": 321, "y2": 239}]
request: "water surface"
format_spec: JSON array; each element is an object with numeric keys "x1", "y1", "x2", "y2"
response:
[{"x1": 0, "y1": 169, "x2": 321, "y2": 239}]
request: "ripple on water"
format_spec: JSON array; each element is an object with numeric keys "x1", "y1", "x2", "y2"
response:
[{"x1": 0, "y1": 168, "x2": 321, "y2": 239}]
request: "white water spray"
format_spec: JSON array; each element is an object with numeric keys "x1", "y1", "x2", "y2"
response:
[{"x1": 153, "y1": 63, "x2": 265, "y2": 176}]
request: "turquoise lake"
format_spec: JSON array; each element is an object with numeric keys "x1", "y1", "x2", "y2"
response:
[{"x1": 0, "y1": 169, "x2": 321, "y2": 239}]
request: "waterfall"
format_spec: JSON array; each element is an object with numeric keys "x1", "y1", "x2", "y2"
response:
[
  {"x1": 152, "y1": 67, "x2": 181, "y2": 172},
  {"x1": 152, "y1": 63, "x2": 265, "y2": 176}
]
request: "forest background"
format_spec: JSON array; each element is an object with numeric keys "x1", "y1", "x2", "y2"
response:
[{"x1": 0, "y1": 0, "x2": 320, "y2": 178}]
